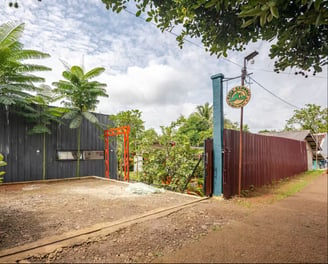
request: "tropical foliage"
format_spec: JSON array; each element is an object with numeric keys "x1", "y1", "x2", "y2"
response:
[
  {"x1": 109, "y1": 109, "x2": 145, "y2": 178},
  {"x1": 141, "y1": 121, "x2": 204, "y2": 193},
  {"x1": 285, "y1": 104, "x2": 328, "y2": 133},
  {"x1": 102, "y1": 0, "x2": 328, "y2": 74},
  {"x1": 110, "y1": 103, "x2": 248, "y2": 194},
  {"x1": 0, "y1": 21, "x2": 50, "y2": 107},
  {"x1": 53, "y1": 65, "x2": 108, "y2": 177},
  {"x1": 24, "y1": 85, "x2": 64, "y2": 180}
]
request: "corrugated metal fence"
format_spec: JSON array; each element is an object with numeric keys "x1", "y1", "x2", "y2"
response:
[
  {"x1": 0, "y1": 105, "x2": 117, "y2": 182},
  {"x1": 223, "y1": 129, "x2": 308, "y2": 198}
]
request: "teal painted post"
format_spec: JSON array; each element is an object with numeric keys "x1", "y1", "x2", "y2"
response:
[{"x1": 211, "y1": 73, "x2": 224, "y2": 196}]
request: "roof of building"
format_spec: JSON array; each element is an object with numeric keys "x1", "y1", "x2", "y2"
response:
[
  {"x1": 313, "y1": 133, "x2": 327, "y2": 147},
  {"x1": 264, "y1": 130, "x2": 321, "y2": 152}
]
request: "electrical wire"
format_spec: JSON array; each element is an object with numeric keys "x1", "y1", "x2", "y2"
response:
[
  {"x1": 124, "y1": 6, "x2": 326, "y2": 109},
  {"x1": 124, "y1": 8, "x2": 327, "y2": 79},
  {"x1": 249, "y1": 76, "x2": 301, "y2": 109},
  {"x1": 123, "y1": 8, "x2": 242, "y2": 68}
]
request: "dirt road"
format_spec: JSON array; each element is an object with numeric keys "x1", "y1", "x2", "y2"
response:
[
  {"x1": 24, "y1": 173, "x2": 327, "y2": 263},
  {"x1": 158, "y1": 173, "x2": 327, "y2": 263}
]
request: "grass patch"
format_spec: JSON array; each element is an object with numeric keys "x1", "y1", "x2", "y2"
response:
[
  {"x1": 273, "y1": 170, "x2": 323, "y2": 201},
  {"x1": 234, "y1": 170, "x2": 324, "y2": 207}
]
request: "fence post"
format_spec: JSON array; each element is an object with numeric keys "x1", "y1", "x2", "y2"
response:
[{"x1": 211, "y1": 73, "x2": 224, "y2": 196}]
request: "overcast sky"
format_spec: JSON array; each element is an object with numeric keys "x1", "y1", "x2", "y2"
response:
[{"x1": 1, "y1": 0, "x2": 327, "y2": 133}]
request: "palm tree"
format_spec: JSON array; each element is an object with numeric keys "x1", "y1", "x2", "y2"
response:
[
  {"x1": 0, "y1": 21, "x2": 51, "y2": 107},
  {"x1": 196, "y1": 102, "x2": 213, "y2": 125},
  {"x1": 25, "y1": 85, "x2": 64, "y2": 180},
  {"x1": 53, "y1": 65, "x2": 108, "y2": 177}
]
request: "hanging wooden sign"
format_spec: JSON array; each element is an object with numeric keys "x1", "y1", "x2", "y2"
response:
[{"x1": 226, "y1": 85, "x2": 251, "y2": 108}]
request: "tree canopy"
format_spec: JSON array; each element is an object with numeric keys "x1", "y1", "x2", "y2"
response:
[
  {"x1": 0, "y1": 21, "x2": 51, "y2": 107},
  {"x1": 285, "y1": 104, "x2": 328, "y2": 133},
  {"x1": 102, "y1": 0, "x2": 328, "y2": 74},
  {"x1": 53, "y1": 64, "x2": 108, "y2": 177}
]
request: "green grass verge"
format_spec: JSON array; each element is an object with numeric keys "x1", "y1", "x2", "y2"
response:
[
  {"x1": 273, "y1": 170, "x2": 324, "y2": 201},
  {"x1": 236, "y1": 170, "x2": 325, "y2": 207}
]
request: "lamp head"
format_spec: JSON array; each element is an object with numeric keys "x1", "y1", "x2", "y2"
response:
[{"x1": 245, "y1": 51, "x2": 259, "y2": 62}]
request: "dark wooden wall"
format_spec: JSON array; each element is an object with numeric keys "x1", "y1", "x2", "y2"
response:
[{"x1": 0, "y1": 106, "x2": 117, "y2": 182}]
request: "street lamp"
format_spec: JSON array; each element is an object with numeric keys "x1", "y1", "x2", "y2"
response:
[{"x1": 238, "y1": 51, "x2": 259, "y2": 196}]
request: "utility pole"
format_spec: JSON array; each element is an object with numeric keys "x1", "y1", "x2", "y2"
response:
[{"x1": 238, "y1": 51, "x2": 258, "y2": 196}]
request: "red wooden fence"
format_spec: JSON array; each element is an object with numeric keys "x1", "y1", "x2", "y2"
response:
[{"x1": 223, "y1": 130, "x2": 308, "y2": 198}]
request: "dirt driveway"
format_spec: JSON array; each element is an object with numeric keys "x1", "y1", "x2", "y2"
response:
[
  {"x1": 1, "y1": 173, "x2": 327, "y2": 263},
  {"x1": 157, "y1": 172, "x2": 327, "y2": 263},
  {"x1": 0, "y1": 177, "x2": 200, "y2": 252}
]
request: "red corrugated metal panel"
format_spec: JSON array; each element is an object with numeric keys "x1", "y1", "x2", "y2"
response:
[{"x1": 223, "y1": 129, "x2": 308, "y2": 198}]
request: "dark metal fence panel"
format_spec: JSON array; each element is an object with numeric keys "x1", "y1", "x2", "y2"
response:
[
  {"x1": 0, "y1": 105, "x2": 116, "y2": 182},
  {"x1": 223, "y1": 129, "x2": 308, "y2": 198},
  {"x1": 204, "y1": 138, "x2": 213, "y2": 196}
]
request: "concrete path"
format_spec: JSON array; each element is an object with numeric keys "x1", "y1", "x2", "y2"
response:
[{"x1": 157, "y1": 173, "x2": 327, "y2": 263}]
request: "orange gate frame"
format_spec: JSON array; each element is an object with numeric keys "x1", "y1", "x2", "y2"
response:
[{"x1": 104, "y1": 126, "x2": 130, "y2": 181}]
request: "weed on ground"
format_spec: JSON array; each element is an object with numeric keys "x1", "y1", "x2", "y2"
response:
[{"x1": 233, "y1": 170, "x2": 325, "y2": 208}]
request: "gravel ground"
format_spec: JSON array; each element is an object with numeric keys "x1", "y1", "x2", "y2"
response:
[{"x1": 1, "y1": 174, "x2": 326, "y2": 263}]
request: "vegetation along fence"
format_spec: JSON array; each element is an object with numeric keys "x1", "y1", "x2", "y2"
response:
[
  {"x1": 223, "y1": 129, "x2": 308, "y2": 198},
  {"x1": 0, "y1": 106, "x2": 117, "y2": 182}
]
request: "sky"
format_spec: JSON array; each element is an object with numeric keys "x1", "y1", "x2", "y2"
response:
[{"x1": 1, "y1": 0, "x2": 327, "y2": 133}]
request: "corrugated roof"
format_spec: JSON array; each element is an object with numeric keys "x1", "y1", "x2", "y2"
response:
[
  {"x1": 263, "y1": 130, "x2": 320, "y2": 152},
  {"x1": 264, "y1": 130, "x2": 310, "y2": 141}
]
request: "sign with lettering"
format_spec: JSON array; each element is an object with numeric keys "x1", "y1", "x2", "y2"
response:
[{"x1": 226, "y1": 85, "x2": 251, "y2": 108}]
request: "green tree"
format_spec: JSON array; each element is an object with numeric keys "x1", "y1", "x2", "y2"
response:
[
  {"x1": 138, "y1": 128, "x2": 159, "y2": 183},
  {"x1": 102, "y1": 0, "x2": 328, "y2": 74},
  {"x1": 285, "y1": 104, "x2": 328, "y2": 133},
  {"x1": 196, "y1": 102, "x2": 213, "y2": 125},
  {"x1": 53, "y1": 65, "x2": 108, "y2": 177},
  {"x1": 109, "y1": 109, "x2": 145, "y2": 177},
  {"x1": 0, "y1": 21, "x2": 51, "y2": 107},
  {"x1": 109, "y1": 109, "x2": 145, "y2": 154},
  {"x1": 141, "y1": 121, "x2": 202, "y2": 192},
  {"x1": 178, "y1": 113, "x2": 210, "y2": 147},
  {"x1": 25, "y1": 85, "x2": 63, "y2": 180}
]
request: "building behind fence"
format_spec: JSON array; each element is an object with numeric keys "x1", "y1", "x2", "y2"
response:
[
  {"x1": 0, "y1": 106, "x2": 117, "y2": 182},
  {"x1": 222, "y1": 129, "x2": 308, "y2": 198}
]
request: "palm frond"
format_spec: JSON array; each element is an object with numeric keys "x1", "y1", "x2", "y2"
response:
[
  {"x1": 11, "y1": 49, "x2": 50, "y2": 60},
  {"x1": 28, "y1": 124, "x2": 51, "y2": 135},
  {"x1": 0, "y1": 22, "x2": 24, "y2": 48},
  {"x1": 71, "y1": 66, "x2": 84, "y2": 79},
  {"x1": 59, "y1": 59, "x2": 71, "y2": 71},
  {"x1": 17, "y1": 64, "x2": 52, "y2": 72},
  {"x1": 83, "y1": 67, "x2": 105, "y2": 80},
  {"x1": 69, "y1": 115, "x2": 82, "y2": 129},
  {"x1": 62, "y1": 110, "x2": 79, "y2": 120},
  {"x1": 82, "y1": 111, "x2": 99, "y2": 124},
  {"x1": 9, "y1": 74, "x2": 45, "y2": 83},
  {"x1": 0, "y1": 96, "x2": 16, "y2": 105}
]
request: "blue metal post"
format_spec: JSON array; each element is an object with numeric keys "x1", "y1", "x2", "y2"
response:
[{"x1": 211, "y1": 73, "x2": 224, "y2": 196}]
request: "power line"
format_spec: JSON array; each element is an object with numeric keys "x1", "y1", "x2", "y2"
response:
[
  {"x1": 247, "y1": 66, "x2": 327, "y2": 79},
  {"x1": 124, "y1": 9, "x2": 327, "y2": 80},
  {"x1": 123, "y1": 8, "x2": 242, "y2": 68},
  {"x1": 249, "y1": 76, "x2": 301, "y2": 109}
]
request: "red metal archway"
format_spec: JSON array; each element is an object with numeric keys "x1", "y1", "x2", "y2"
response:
[{"x1": 104, "y1": 126, "x2": 130, "y2": 181}]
